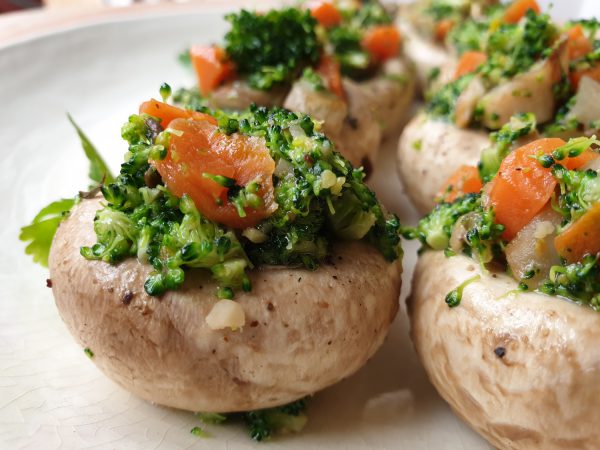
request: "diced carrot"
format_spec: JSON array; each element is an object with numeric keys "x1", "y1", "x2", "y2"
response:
[
  {"x1": 436, "y1": 165, "x2": 483, "y2": 203},
  {"x1": 153, "y1": 119, "x2": 276, "y2": 229},
  {"x1": 566, "y1": 25, "x2": 594, "y2": 61},
  {"x1": 571, "y1": 64, "x2": 600, "y2": 90},
  {"x1": 490, "y1": 138, "x2": 564, "y2": 240},
  {"x1": 435, "y1": 19, "x2": 454, "y2": 42},
  {"x1": 317, "y1": 54, "x2": 345, "y2": 99},
  {"x1": 503, "y1": 0, "x2": 541, "y2": 24},
  {"x1": 555, "y1": 202, "x2": 600, "y2": 263},
  {"x1": 190, "y1": 45, "x2": 236, "y2": 96},
  {"x1": 361, "y1": 25, "x2": 401, "y2": 61},
  {"x1": 489, "y1": 137, "x2": 597, "y2": 240},
  {"x1": 139, "y1": 99, "x2": 217, "y2": 128},
  {"x1": 454, "y1": 51, "x2": 487, "y2": 79},
  {"x1": 308, "y1": 1, "x2": 342, "y2": 28}
]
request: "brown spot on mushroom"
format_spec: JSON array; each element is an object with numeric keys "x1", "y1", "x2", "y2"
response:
[
  {"x1": 250, "y1": 321, "x2": 259, "y2": 327},
  {"x1": 494, "y1": 347, "x2": 506, "y2": 358},
  {"x1": 46, "y1": 279, "x2": 53, "y2": 288},
  {"x1": 267, "y1": 302, "x2": 275, "y2": 312},
  {"x1": 122, "y1": 291, "x2": 134, "y2": 305}
]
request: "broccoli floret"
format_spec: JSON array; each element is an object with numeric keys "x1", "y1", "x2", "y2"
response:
[
  {"x1": 82, "y1": 100, "x2": 402, "y2": 297},
  {"x1": 348, "y1": 0, "x2": 392, "y2": 28},
  {"x1": 540, "y1": 255, "x2": 600, "y2": 310},
  {"x1": 172, "y1": 87, "x2": 209, "y2": 112},
  {"x1": 426, "y1": 74, "x2": 474, "y2": 121},
  {"x1": 480, "y1": 10, "x2": 558, "y2": 86},
  {"x1": 325, "y1": 1, "x2": 391, "y2": 79},
  {"x1": 405, "y1": 194, "x2": 504, "y2": 265},
  {"x1": 447, "y1": 18, "x2": 490, "y2": 54},
  {"x1": 551, "y1": 141, "x2": 600, "y2": 223},
  {"x1": 409, "y1": 194, "x2": 482, "y2": 250},
  {"x1": 244, "y1": 399, "x2": 308, "y2": 441},
  {"x1": 224, "y1": 9, "x2": 320, "y2": 90},
  {"x1": 479, "y1": 113, "x2": 537, "y2": 182}
]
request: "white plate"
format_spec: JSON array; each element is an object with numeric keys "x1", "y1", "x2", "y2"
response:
[{"x1": 0, "y1": 3, "x2": 593, "y2": 449}]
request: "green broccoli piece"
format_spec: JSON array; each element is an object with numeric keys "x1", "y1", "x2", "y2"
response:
[
  {"x1": 244, "y1": 399, "x2": 308, "y2": 441},
  {"x1": 224, "y1": 9, "x2": 320, "y2": 90},
  {"x1": 409, "y1": 194, "x2": 482, "y2": 250},
  {"x1": 479, "y1": 112, "x2": 537, "y2": 182},
  {"x1": 540, "y1": 255, "x2": 600, "y2": 309},
  {"x1": 480, "y1": 10, "x2": 558, "y2": 85},
  {"x1": 426, "y1": 74, "x2": 474, "y2": 120}
]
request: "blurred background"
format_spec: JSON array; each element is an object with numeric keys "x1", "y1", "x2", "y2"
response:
[{"x1": 0, "y1": 1, "x2": 596, "y2": 21}]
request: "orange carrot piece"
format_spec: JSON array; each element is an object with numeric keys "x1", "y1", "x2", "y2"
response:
[
  {"x1": 571, "y1": 64, "x2": 600, "y2": 90},
  {"x1": 489, "y1": 137, "x2": 598, "y2": 240},
  {"x1": 361, "y1": 26, "x2": 401, "y2": 61},
  {"x1": 566, "y1": 25, "x2": 594, "y2": 61},
  {"x1": 503, "y1": 0, "x2": 541, "y2": 24},
  {"x1": 139, "y1": 99, "x2": 217, "y2": 128},
  {"x1": 437, "y1": 165, "x2": 483, "y2": 203},
  {"x1": 489, "y1": 138, "x2": 565, "y2": 240},
  {"x1": 435, "y1": 19, "x2": 454, "y2": 42},
  {"x1": 454, "y1": 51, "x2": 487, "y2": 79},
  {"x1": 308, "y1": 1, "x2": 342, "y2": 28},
  {"x1": 153, "y1": 119, "x2": 276, "y2": 229},
  {"x1": 555, "y1": 202, "x2": 600, "y2": 263},
  {"x1": 317, "y1": 54, "x2": 345, "y2": 99},
  {"x1": 190, "y1": 45, "x2": 235, "y2": 96}
]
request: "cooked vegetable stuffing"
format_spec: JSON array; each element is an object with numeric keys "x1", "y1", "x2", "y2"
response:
[
  {"x1": 50, "y1": 100, "x2": 403, "y2": 298},
  {"x1": 406, "y1": 136, "x2": 600, "y2": 309}
]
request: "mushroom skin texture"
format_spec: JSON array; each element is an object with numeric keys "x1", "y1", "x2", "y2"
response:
[
  {"x1": 209, "y1": 80, "x2": 288, "y2": 110},
  {"x1": 396, "y1": 112, "x2": 489, "y2": 213},
  {"x1": 396, "y1": 15, "x2": 453, "y2": 93},
  {"x1": 357, "y1": 58, "x2": 416, "y2": 138},
  {"x1": 284, "y1": 77, "x2": 382, "y2": 168},
  {"x1": 49, "y1": 197, "x2": 402, "y2": 412},
  {"x1": 409, "y1": 251, "x2": 600, "y2": 450}
]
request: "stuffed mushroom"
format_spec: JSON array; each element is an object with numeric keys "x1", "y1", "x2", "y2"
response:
[
  {"x1": 397, "y1": 2, "x2": 600, "y2": 212},
  {"x1": 43, "y1": 100, "x2": 403, "y2": 414},
  {"x1": 405, "y1": 135, "x2": 600, "y2": 449},
  {"x1": 180, "y1": 1, "x2": 415, "y2": 168}
]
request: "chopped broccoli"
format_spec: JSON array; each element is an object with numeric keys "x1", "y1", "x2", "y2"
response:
[
  {"x1": 540, "y1": 255, "x2": 600, "y2": 310},
  {"x1": 405, "y1": 194, "x2": 482, "y2": 250},
  {"x1": 426, "y1": 74, "x2": 474, "y2": 121},
  {"x1": 326, "y1": 1, "x2": 391, "y2": 79},
  {"x1": 80, "y1": 101, "x2": 402, "y2": 297},
  {"x1": 480, "y1": 10, "x2": 558, "y2": 86},
  {"x1": 244, "y1": 399, "x2": 308, "y2": 441},
  {"x1": 81, "y1": 114, "x2": 252, "y2": 297},
  {"x1": 479, "y1": 113, "x2": 537, "y2": 182},
  {"x1": 301, "y1": 67, "x2": 325, "y2": 92},
  {"x1": 405, "y1": 194, "x2": 503, "y2": 264},
  {"x1": 224, "y1": 9, "x2": 320, "y2": 90}
]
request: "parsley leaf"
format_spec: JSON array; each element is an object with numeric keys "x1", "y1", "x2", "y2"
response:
[{"x1": 19, "y1": 198, "x2": 76, "y2": 266}]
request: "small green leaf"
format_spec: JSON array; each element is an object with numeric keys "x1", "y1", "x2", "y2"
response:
[
  {"x1": 67, "y1": 114, "x2": 115, "y2": 184},
  {"x1": 19, "y1": 198, "x2": 76, "y2": 267}
]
